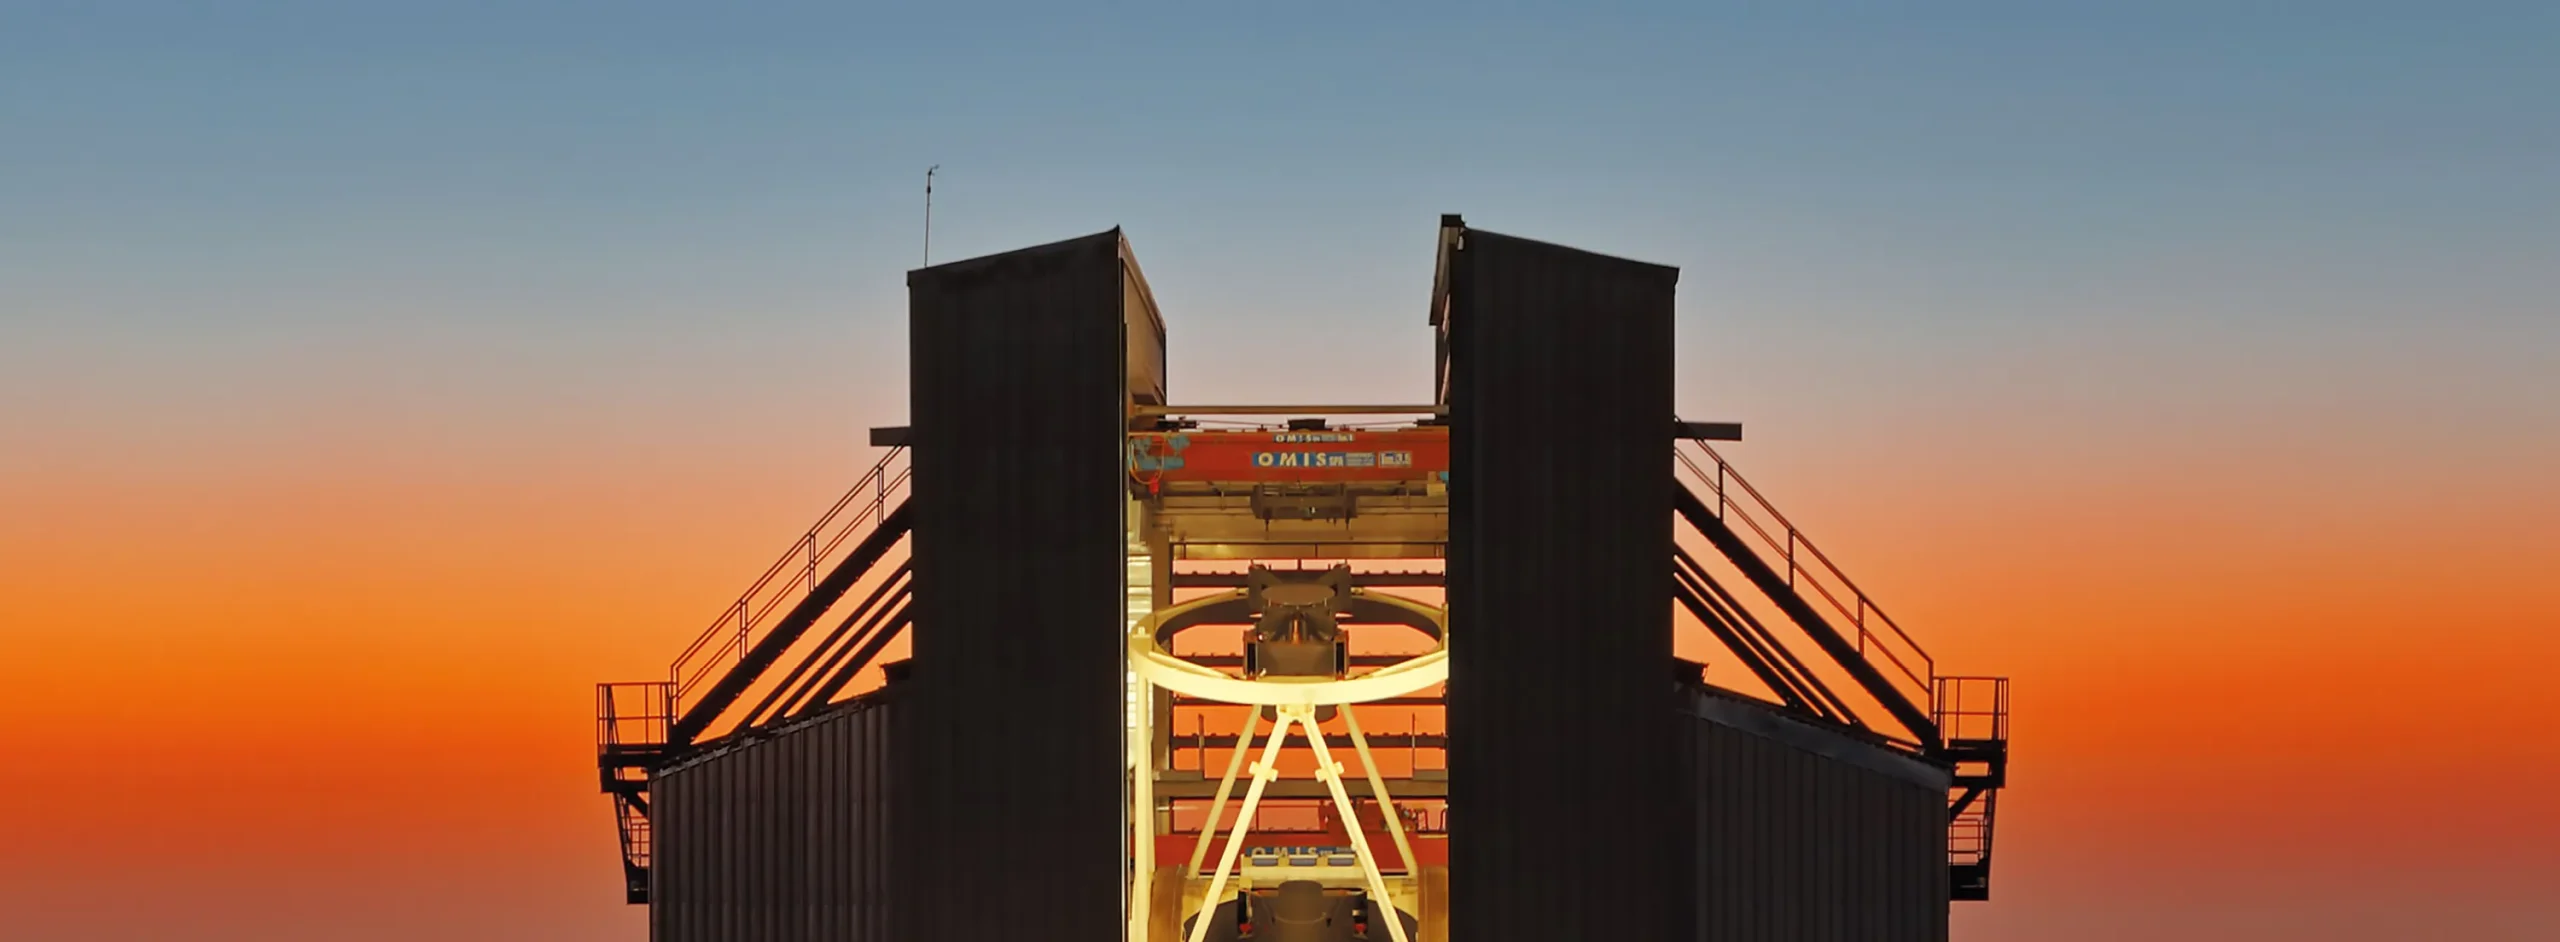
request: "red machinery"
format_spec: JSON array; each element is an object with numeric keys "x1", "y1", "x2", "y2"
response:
[{"x1": 1127, "y1": 427, "x2": 1450, "y2": 486}]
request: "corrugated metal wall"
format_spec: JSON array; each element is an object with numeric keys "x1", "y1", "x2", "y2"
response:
[
  {"x1": 1443, "y1": 225, "x2": 1690, "y2": 940},
  {"x1": 650, "y1": 694, "x2": 903, "y2": 941},
  {"x1": 1683, "y1": 691, "x2": 1952, "y2": 941},
  {"x1": 904, "y1": 230, "x2": 1133, "y2": 942}
]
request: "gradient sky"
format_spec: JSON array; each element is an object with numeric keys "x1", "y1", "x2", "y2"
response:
[{"x1": 5, "y1": 2, "x2": 2557, "y2": 940}]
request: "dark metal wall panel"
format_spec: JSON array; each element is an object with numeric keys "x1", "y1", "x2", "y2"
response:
[
  {"x1": 1443, "y1": 224, "x2": 1688, "y2": 940},
  {"x1": 649, "y1": 694, "x2": 903, "y2": 942},
  {"x1": 904, "y1": 230, "x2": 1133, "y2": 942},
  {"x1": 1124, "y1": 252, "x2": 1169, "y2": 405},
  {"x1": 1683, "y1": 692, "x2": 1950, "y2": 942}
]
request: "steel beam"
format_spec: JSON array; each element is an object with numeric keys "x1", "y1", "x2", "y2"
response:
[{"x1": 1135, "y1": 404, "x2": 1447, "y2": 417}]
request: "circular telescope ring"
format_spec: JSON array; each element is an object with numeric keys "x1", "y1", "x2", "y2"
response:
[{"x1": 1128, "y1": 588, "x2": 1447, "y2": 707}]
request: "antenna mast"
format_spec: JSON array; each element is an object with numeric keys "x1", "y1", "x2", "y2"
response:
[{"x1": 923, "y1": 165, "x2": 939, "y2": 265}]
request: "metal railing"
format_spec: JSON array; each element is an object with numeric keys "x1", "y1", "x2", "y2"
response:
[
  {"x1": 613, "y1": 794, "x2": 654, "y2": 872},
  {"x1": 594, "y1": 680, "x2": 670, "y2": 895},
  {"x1": 1935, "y1": 675, "x2": 2007, "y2": 895},
  {"x1": 1932, "y1": 675, "x2": 2009, "y2": 745},
  {"x1": 1674, "y1": 438, "x2": 1935, "y2": 712},
  {"x1": 596, "y1": 681, "x2": 674, "y2": 756},
  {"x1": 1172, "y1": 713, "x2": 1446, "y2": 775},
  {"x1": 668, "y1": 447, "x2": 911, "y2": 709},
  {"x1": 1949, "y1": 791, "x2": 1995, "y2": 868}
]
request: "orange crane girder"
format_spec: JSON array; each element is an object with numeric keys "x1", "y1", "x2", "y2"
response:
[{"x1": 1128, "y1": 428, "x2": 1451, "y2": 485}]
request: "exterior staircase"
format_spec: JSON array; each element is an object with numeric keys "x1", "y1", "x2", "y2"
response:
[
  {"x1": 1936, "y1": 675, "x2": 2010, "y2": 901},
  {"x1": 591, "y1": 446, "x2": 912, "y2": 905},
  {"x1": 1672, "y1": 432, "x2": 2012, "y2": 902}
]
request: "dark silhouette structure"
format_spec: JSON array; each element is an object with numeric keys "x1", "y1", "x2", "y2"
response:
[{"x1": 591, "y1": 216, "x2": 2012, "y2": 941}]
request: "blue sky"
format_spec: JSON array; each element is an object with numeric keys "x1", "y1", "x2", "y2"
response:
[
  {"x1": 8, "y1": 2, "x2": 2551, "y2": 487},
  {"x1": 3, "y1": 0, "x2": 2549, "y2": 540}
]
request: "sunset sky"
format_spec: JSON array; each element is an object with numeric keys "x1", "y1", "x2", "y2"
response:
[{"x1": 5, "y1": 2, "x2": 2557, "y2": 940}]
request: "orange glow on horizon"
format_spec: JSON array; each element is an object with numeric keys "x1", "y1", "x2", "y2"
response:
[{"x1": 6, "y1": 405, "x2": 2556, "y2": 940}]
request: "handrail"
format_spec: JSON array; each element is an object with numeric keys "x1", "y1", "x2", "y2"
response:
[
  {"x1": 1948, "y1": 788, "x2": 1998, "y2": 867},
  {"x1": 595, "y1": 681, "x2": 673, "y2": 753},
  {"x1": 668, "y1": 447, "x2": 912, "y2": 707},
  {"x1": 1932, "y1": 675, "x2": 2009, "y2": 744},
  {"x1": 1673, "y1": 438, "x2": 1935, "y2": 707}
]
